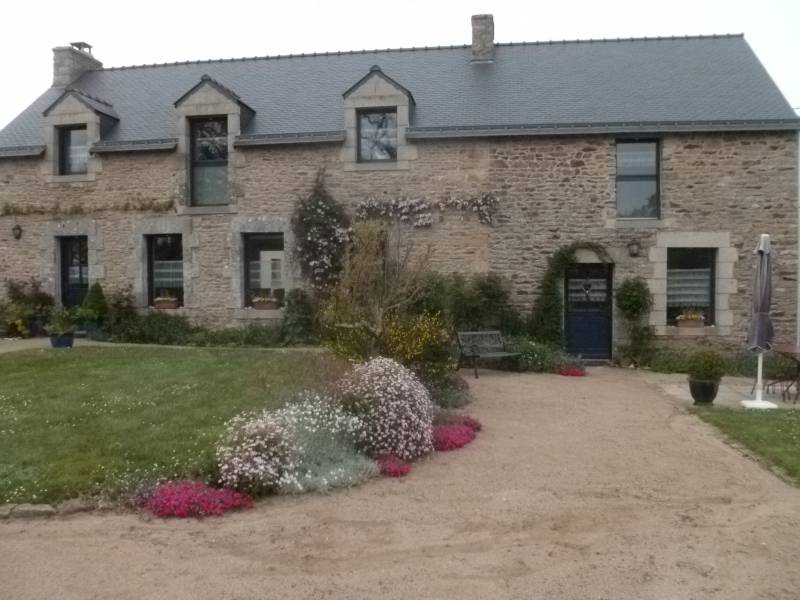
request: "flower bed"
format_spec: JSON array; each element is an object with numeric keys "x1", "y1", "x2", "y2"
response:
[
  {"x1": 377, "y1": 454, "x2": 411, "y2": 478},
  {"x1": 433, "y1": 424, "x2": 477, "y2": 451},
  {"x1": 144, "y1": 481, "x2": 252, "y2": 518}
]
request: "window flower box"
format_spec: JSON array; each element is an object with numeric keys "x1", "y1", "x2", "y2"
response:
[
  {"x1": 153, "y1": 297, "x2": 180, "y2": 310},
  {"x1": 676, "y1": 310, "x2": 705, "y2": 329},
  {"x1": 252, "y1": 296, "x2": 280, "y2": 310}
]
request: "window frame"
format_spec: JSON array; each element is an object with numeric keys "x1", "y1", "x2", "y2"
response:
[
  {"x1": 242, "y1": 233, "x2": 286, "y2": 308},
  {"x1": 666, "y1": 247, "x2": 716, "y2": 326},
  {"x1": 57, "y1": 124, "x2": 88, "y2": 176},
  {"x1": 356, "y1": 107, "x2": 398, "y2": 163},
  {"x1": 189, "y1": 115, "x2": 229, "y2": 206},
  {"x1": 615, "y1": 139, "x2": 661, "y2": 220},
  {"x1": 146, "y1": 234, "x2": 184, "y2": 307}
]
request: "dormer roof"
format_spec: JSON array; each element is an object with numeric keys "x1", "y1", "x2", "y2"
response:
[
  {"x1": 343, "y1": 65, "x2": 415, "y2": 104},
  {"x1": 42, "y1": 87, "x2": 119, "y2": 120}
]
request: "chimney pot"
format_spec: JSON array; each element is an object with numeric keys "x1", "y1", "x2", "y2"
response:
[
  {"x1": 52, "y1": 43, "x2": 102, "y2": 87},
  {"x1": 471, "y1": 14, "x2": 495, "y2": 63}
]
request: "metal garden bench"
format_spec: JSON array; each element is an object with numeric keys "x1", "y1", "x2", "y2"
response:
[{"x1": 456, "y1": 330, "x2": 521, "y2": 378}]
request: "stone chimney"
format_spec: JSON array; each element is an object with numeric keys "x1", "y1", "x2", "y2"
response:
[
  {"x1": 52, "y1": 42, "x2": 102, "y2": 87},
  {"x1": 471, "y1": 14, "x2": 494, "y2": 63}
]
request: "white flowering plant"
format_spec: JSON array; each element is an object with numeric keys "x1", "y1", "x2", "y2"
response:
[
  {"x1": 291, "y1": 170, "x2": 350, "y2": 289},
  {"x1": 337, "y1": 357, "x2": 434, "y2": 460}
]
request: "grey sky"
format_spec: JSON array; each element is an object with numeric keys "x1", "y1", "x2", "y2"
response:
[{"x1": 1, "y1": 0, "x2": 797, "y2": 130}]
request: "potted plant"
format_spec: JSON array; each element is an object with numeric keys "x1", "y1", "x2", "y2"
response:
[
  {"x1": 46, "y1": 308, "x2": 77, "y2": 348},
  {"x1": 687, "y1": 349, "x2": 727, "y2": 405},
  {"x1": 252, "y1": 293, "x2": 279, "y2": 310},
  {"x1": 676, "y1": 309, "x2": 705, "y2": 329},
  {"x1": 153, "y1": 294, "x2": 180, "y2": 310}
]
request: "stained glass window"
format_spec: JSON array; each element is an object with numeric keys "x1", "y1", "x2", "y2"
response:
[
  {"x1": 357, "y1": 109, "x2": 397, "y2": 162},
  {"x1": 191, "y1": 117, "x2": 228, "y2": 205}
]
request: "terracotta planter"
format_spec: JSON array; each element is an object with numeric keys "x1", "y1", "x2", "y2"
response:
[
  {"x1": 252, "y1": 299, "x2": 279, "y2": 310},
  {"x1": 677, "y1": 319, "x2": 704, "y2": 329},
  {"x1": 153, "y1": 298, "x2": 180, "y2": 310}
]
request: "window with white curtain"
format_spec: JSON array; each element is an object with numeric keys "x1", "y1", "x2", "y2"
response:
[{"x1": 667, "y1": 248, "x2": 716, "y2": 325}]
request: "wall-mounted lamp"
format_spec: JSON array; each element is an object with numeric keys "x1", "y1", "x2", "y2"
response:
[
  {"x1": 626, "y1": 239, "x2": 641, "y2": 257},
  {"x1": 11, "y1": 224, "x2": 22, "y2": 240}
]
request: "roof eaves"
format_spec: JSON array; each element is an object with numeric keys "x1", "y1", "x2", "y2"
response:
[
  {"x1": 235, "y1": 130, "x2": 346, "y2": 147},
  {"x1": 91, "y1": 138, "x2": 178, "y2": 153},
  {"x1": 0, "y1": 145, "x2": 46, "y2": 158},
  {"x1": 406, "y1": 118, "x2": 800, "y2": 139}
]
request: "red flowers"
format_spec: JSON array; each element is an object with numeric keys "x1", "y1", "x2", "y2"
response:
[
  {"x1": 432, "y1": 424, "x2": 477, "y2": 451},
  {"x1": 144, "y1": 481, "x2": 252, "y2": 518},
  {"x1": 558, "y1": 367, "x2": 585, "y2": 377},
  {"x1": 377, "y1": 454, "x2": 411, "y2": 477}
]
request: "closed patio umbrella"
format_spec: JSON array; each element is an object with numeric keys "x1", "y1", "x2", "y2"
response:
[{"x1": 742, "y1": 234, "x2": 778, "y2": 409}]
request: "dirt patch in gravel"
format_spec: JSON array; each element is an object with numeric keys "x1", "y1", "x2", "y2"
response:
[{"x1": 2, "y1": 367, "x2": 799, "y2": 599}]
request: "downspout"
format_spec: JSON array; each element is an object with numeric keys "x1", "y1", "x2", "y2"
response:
[{"x1": 793, "y1": 125, "x2": 800, "y2": 345}]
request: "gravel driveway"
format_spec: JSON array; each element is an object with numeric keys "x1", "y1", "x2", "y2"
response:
[{"x1": 2, "y1": 367, "x2": 799, "y2": 599}]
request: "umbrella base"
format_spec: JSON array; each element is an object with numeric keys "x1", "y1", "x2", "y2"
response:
[{"x1": 740, "y1": 399, "x2": 778, "y2": 410}]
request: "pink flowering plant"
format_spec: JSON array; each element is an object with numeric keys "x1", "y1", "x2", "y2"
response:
[
  {"x1": 432, "y1": 424, "x2": 477, "y2": 451},
  {"x1": 143, "y1": 480, "x2": 252, "y2": 518},
  {"x1": 338, "y1": 357, "x2": 434, "y2": 460},
  {"x1": 377, "y1": 454, "x2": 411, "y2": 478}
]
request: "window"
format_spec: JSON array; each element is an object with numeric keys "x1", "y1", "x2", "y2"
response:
[
  {"x1": 667, "y1": 248, "x2": 715, "y2": 325},
  {"x1": 190, "y1": 117, "x2": 228, "y2": 205},
  {"x1": 58, "y1": 125, "x2": 88, "y2": 175},
  {"x1": 147, "y1": 234, "x2": 184, "y2": 306},
  {"x1": 616, "y1": 141, "x2": 659, "y2": 219},
  {"x1": 357, "y1": 109, "x2": 397, "y2": 162},
  {"x1": 243, "y1": 233, "x2": 286, "y2": 307},
  {"x1": 60, "y1": 236, "x2": 88, "y2": 307}
]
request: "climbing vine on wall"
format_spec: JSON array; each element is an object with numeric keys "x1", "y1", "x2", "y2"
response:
[
  {"x1": 355, "y1": 192, "x2": 498, "y2": 228},
  {"x1": 0, "y1": 198, "x2": 173, "y2": 217},
  {"x1": 529, "y1": 241, "x2": 611, "y2": 347}
]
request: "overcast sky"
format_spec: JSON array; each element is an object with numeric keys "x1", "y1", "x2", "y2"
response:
[{"x1": 1, "y1": 0, "x2": 797, "y2": 129}]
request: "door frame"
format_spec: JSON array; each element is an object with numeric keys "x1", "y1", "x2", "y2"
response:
[
  {"x1": 563, "y1": 262, "x2": 614, "y2": 360},
  {"x1": 59, "y1": 235, "x2": 89, "y2": 308}
]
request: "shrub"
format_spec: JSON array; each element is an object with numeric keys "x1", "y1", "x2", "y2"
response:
[
  {"x1": 80, "y1": 282, "x2": 108, "y2": 323},
  {"x1": 2, "y1": 278, "x2": 54, "y2": 337},
  {"x1": 114, "y1": 311, "x2": 195, "y2": 345},
  {"x1": 272, "y1": 392, "x2": 376, "y2": 494},
  {"x1": 281, "y1": 288, "x2": 316, "y2": 345},
  {"x1": 434, "y1": 412, "x2": 482, "y2": 432},
  {"x1": 291, "y1": 170, "x2": 350, "y2": 289},
  {"x1": 105, "y1": 287, "x2": 138, "y2": 332},
  {"x1": 143, "y1": 480, "x2": 252, "y2": 518},
  {"x1": 432, "y1": 424, "x2": 476, "y2": 451},
  {"x1": 216, "y1": 410, "x2": 297, "y2": 494},
  {"x1": 615, "y1": 277, "x2": 655, "y2": 367},
  {"x1": 377, "y1": 454, "x2": 411, "y2": 477},
  {"x1": 338, "y1": 357, "x2": 434, "y2": 460},
  {"x1": 427, "y1": 373, "x2": 472, "y2": 408},
  {"x1": 512, "y1": 338, "x2": 563, "y2": 373},
  {"x1": 615, "y1": 277, "x2": 653, "y2": 321},
  {"x1": 45, "y1": 307, "x2": 77, "y2": 335},
  {"x1": 687, "y1": 350, "x2": 727, "y2": 381},
  {"x1": 382, "y1": 312, "x2": 456, "y2": 382}
]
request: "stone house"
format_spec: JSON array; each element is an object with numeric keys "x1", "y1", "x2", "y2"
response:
[{"x1": 0, "y1": 15, "x2": 798, "y2": 358}]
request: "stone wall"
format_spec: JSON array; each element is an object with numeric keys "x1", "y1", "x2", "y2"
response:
[{"x1": 0, "y1": 131, "x2": 797, "y2": 348}]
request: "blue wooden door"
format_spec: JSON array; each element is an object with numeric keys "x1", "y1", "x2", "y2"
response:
[{"x1": 564, "y1": 264, "x2": 612, "y2": 360}]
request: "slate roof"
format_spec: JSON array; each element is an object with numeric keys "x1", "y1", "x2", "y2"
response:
[{"x1": 0, "y1": 34, "x2": 797, "y2": 150}]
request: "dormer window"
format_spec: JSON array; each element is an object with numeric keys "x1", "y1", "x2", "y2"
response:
[
  {"x1": 357, "y1": 109, "x2": 397, "y2": 162},
  {"x1": 190, "y1": 116, "x2": 228, "y2": 206},
  {"x1": 58, "y1": 125, "x2": 88, "y2": 175}
]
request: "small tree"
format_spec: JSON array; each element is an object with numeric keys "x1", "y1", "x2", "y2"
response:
[
  {"x1": 615, "y1": 277, "x2": 654, "y2": 367},
  {"x1": 291, "y1": 170, "x2": 350, "y2": 290},
  {"x1": 81, "y1": 282, "x2": 108, "y2": 322},
  {"x1": 320, "y1": 222, "x2": 432, "y2": 359}
]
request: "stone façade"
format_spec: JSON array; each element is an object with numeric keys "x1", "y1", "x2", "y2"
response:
[{"x1": 0, "y1": 130, "x2": 797, "y2": 348}]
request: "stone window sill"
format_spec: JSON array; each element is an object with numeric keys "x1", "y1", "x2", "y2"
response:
[
  {"x1": 343, "y1": 160, "x2": 410, "y2": 172},
  {"x1": 234, "y1": 308, "x2": 283, "y2": 320},
  {"x1": 46, "y1": 173, "x2": 97, "y2": 184},
  {"x1": 662, "y1": 325, "x2": 719, "y2": 337},
  {"x1": 611, "y1": 218, "x2": 664, "y2": 229},
  {"x1": 178, "y1": 204, "x2": 237, "y2": 216}
]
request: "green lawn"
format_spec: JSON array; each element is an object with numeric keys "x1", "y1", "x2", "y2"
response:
[
  {"x1": 0, "y1": 346, "x2": 345, "y2": 504},
  {"x1": 696, "y1": 408, "x2": 800, "y2": 483}
]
